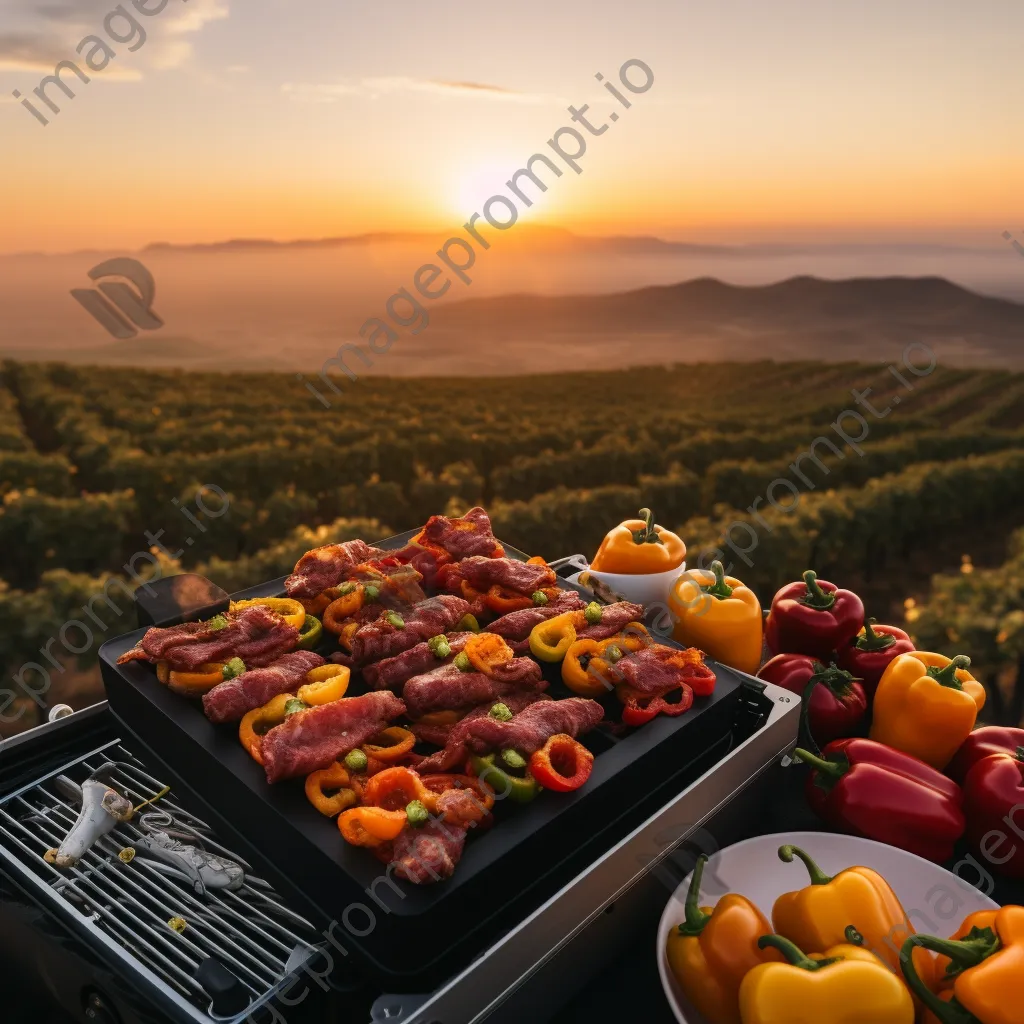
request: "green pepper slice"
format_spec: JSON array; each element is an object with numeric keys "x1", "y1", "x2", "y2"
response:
[
  {"x1": 470, "y1": 753, "x2": 539, "y2": 804},
  {"x1": 296, "y1": 615, "x2": 323, "y2": 650}
]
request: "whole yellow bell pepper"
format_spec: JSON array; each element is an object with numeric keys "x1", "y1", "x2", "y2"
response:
[
  {"x1": 738, "y1": 935, "x2": 915, "y2": 1024},
  {"x1": 772, "y1": 846, "x2": 935, "y2": 1004},
  {"x1": 900, "y1": 905, "x2": 1024, "y2": 1024},
  {"x1": 870, "y1": 652, "x2": 986, "y2": 770},
  {"x1": 665, "y1": 855, "x2": 781, "y2": 1024},
  {"x1": 668, "y1": 561, "x2": 763, "y2": 676}
]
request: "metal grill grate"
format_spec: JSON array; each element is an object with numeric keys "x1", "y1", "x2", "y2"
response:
[{"x1": 0, "y1": 736, "x2": 318, "y2": 1021}]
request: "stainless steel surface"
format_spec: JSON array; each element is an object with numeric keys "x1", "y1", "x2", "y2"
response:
[
  {"x1": 400, "y1": 679, "x2": 801, "y2": 1024},
  {"x1": 0, "y1": 733, "x2": 319, "y2": 1023}
]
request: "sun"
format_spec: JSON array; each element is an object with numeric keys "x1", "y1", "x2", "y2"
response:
[{"x1": 448, "y1": 157, "x2": 545, "y2": 222}]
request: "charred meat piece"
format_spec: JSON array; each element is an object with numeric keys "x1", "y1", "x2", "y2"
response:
[
  {"x1": 119, "y1": 606, "x2": 299, "y2": 672},
  {"x1": 417, "y1": 696, "x2": 603, "y2": 773},
  {"x1": 613, "y1": 645, "x2": 715, "y2": 695},
  {"x1": 386, "y1": 820, "x2": 468, "y2": 884},
  {"x1": 441, "y1": 556, "x2": 556, "y2": 596},
  {"x1": 577, "y1": 601, "x2": 645, "y2": 641},
  {"x1": 363, "y1": 632, "x2": 472, "y2": 692},
  {"x1": 421, "y1": 506, "x2": 501, "y2": 560},
  {"x1": 403, "y1": 657, "x2": 546, "y2": 718},
  {"x1": 350, "y1": 559, "x2": 427, "y2": 609},
  {"x1": 261, "y1": 691, "x2": 406, "y2": 783},
  {"x1": 411, "y1": 692, "x2": 549, "y2": 748},
  {"x1": 202, "y1": 650, "x2": 325, "y2": 724},
  {"x1": 346, "y1": 595, "x2": 471, "y2": 667},
  {"x1": 285, "y1": 539, "x2": 386, "y2": 599},
  {"x1": 489, "y1": 590, "x2": 586, "y2": 645}
]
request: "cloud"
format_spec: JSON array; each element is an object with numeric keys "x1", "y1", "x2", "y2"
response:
[
  {"x1": 282, "y1": 76, "x2": 567, "y2": 105},
  {"x1": 0, "y1": 0, "x2": 228, "y2": 74}
]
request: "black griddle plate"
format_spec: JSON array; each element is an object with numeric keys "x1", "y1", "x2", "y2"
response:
[{"x1": 100, "y1": 533, "x2": 764, "y2": 988}]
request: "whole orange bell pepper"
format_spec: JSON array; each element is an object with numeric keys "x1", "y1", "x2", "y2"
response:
[
  {"x1": 591, "y1": 507, "x2": 686, "y2": 574},
  {"x1": 772, "y1": 846, "x2": 935, "y2": 1008},
  {"x1": 871, "y1": 652, "x2": 986, "y2": 770},
  {"x1": 900, "y1": 905, "x2": 1024, "y2": 1024},
  {"x1": 665, "y1": 855, "x2": 781, "y2": 1024}
]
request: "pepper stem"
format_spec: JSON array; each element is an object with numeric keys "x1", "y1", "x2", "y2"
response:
[
  {"x1": 793, "y1": 748, "x2": 847, "y2": 781},
  {"x1": 757, "y1": 935, "x2": 841, "y2": 971},
  {"x1": 677, "y1": 855, "x2": 712, "y2": 937},
  {"x1": 928, "y1": 655, "x2": 971, "y2": 690},
  {"x1": 631, "y1": 508, "x2": 664, "y2": 546},
  {"x1": 900, "y1": 933, "x2": 997, "y2": 1024},
  {"x1": 800, "y1": 570, "x2": 836, "y2": 611},
  {"x1": 1017, "y1": 747, "x2": 1024, "y2": 763},
  {"x1": 778, "y1": 844, "x2": 834, "y2": 886},
  {"x1": 701, "y1": 561, "x2": 734, "y2": 600},
  {"x1": 857, "y1": 617, "x2": 896, "y2": 652}
]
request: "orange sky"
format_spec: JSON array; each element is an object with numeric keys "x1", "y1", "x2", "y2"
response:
[{"x1": 2, "y1": 0, "x2": 1023, "y2": 253}]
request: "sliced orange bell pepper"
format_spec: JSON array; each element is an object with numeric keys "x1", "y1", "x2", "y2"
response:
[
  {"x1": 304, "y1": 762, "x2": 358, "y2": 817},
  {"x1": 562, "y1": 638, "x2": 616, "y2": 697},
  {"x1": 463, "y1": 633, "x2": 515, "y2": 675},
  {"x1": 323, "y1": 586, "x2": 366, "y2": 634},
  {"x1": 360, "y1": 766, "x2": 439, "y2": 813},
  {"x1": 167, "y1": 662, "x2": 225, "y2": 697},
  {"x1": 362, "y1": 727, "x2": 416, "y2": 763},
  {"x1": 338, "y1": 806, "x2": 408, "y2": 846},
  {"x1": 238, "y1": 693, "x2": 294, "y2": 765}
]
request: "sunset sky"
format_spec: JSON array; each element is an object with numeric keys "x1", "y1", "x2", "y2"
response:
[{"x1": 2, "y1": 0, "x2": 1023, "y2": 253}]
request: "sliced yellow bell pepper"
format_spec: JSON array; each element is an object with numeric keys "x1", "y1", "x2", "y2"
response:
[
  {"x1": 229, "y1": 597, "x2": 306, "y2": 629},
  {"x1": 668, "y1": 561, "x2": 763, "y2": 676},
  {"x1": 529, "y1": 616, "x2": 578, "y2": 662},
  {"x1": 296, "y1": 664, "x2": 350, "y2": 705},
  {"x1": 738, "y1": 935, "x2": 914, "y2": 1024},
  {"x1": 870, "y1": 651, "x2": 986, "y2": 769},
  {"x1": 166, "y1": 662, "x2": 225, "y2": 697}
]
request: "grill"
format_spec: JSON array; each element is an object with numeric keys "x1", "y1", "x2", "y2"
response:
[
  {"x1": 2, "y1": 540, "x2": 803, "y2": 1024},
  {"x1": 0, "y1": 732, "x2": 319, "y2": 1022}
]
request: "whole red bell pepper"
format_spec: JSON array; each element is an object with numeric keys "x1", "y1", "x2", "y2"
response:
[
  {"x1": 963, "y1": 747, "x2": 1024, "y2": 878},
  {"x1": 796, "y1": 737, "x2": 965, "y2": 863},
  {"x1": 764, "y1": 570, "x2": 864, "y2": 660},
  {"x1": 947, "y1": 725, "x2": 1024, "y2": 785},
  {"x1": 835, "y1": 618, "x2": 915, "y2": 697},
  {"x1": 757, "y1": 653, "x2": 867, "y2": 747}
]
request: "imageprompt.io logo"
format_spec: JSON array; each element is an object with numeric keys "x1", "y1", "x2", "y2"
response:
[{"x1": 71, "y1": 258, "x2": 164, "y2": 340}]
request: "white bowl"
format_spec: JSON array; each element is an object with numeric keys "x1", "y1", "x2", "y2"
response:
[
  {"x1": 656, "y1": 831, "x2": 999, "y2": 1024},
  {"x1": 569, "y1": 562, "x2": 687, "y2": 609}
]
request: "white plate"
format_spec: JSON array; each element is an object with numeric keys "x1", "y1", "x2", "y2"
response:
[
  {"x1": 656, "y1": 831, "x2": 1000, "y2": 1024},
  {"x1": 566, "y1": 562, "x2": 686, "y2": 608}
]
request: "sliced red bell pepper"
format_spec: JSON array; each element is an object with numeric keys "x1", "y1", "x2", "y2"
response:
[
  {"x1": 618, "y1": 682, "x2": 694, "y2": 726},
  {"x1": 529, "y1": 734, "x2": 595, "y2": 792},
  {"x1": 963, "y1": 747, "x2": 1024, "y2": 878},
  {"x1": 764, "y1": 570, "x2": 864, "y2": 660},
  {"x1": 757, "y1": 653, "x2": 867, "y2": 748},
  {"x1": 797, "y1": 737, "x2": 965, "y2": 863},
  {"x1": 947, "y1": 725, "x2": 1024, "y2": 785},
  {"x1": 835, "y1": 618, "x2": 914, "y2": 697}
]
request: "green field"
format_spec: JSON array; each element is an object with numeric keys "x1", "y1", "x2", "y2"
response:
[{"x1": 2, "y1": 358, "x2": 1023, "y2": 734}]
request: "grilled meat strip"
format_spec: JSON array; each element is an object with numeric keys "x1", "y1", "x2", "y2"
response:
[
  {"x1": 118, "y1": 606, "x2": 299, "y2": 672},
  {"x1": 285, "y1": 539, "x2": 386, "y2": 599},
  {"x1": 421, "y1": 506, "x2": 501, "y2": 559},
  {"x1": 442, "y1": 556, "x2": 556, "y2": 596},
  {"x1": 261, "y1": 691, "x2": 406, "y2": 783},
  {"x1": 346, "y1": 595, "x2": 471, "y2": 667},
  {"x1": 577, "y1": 601, "x2": 645, "y2": 641},
  {"x1": 202, "y1": 650, "x2": 325, "y2": 724},
  {"x1": 403, "y1": 657, "x2": 546, "y2": 718},
  {"x1": 489, "y1": 590, "x2": 586, "y2": 649},
  {"x1": 614, "y1": 645, "x2": 715, "y2": 695},
  {"x1": 410, "y1": 691, "x2": 549, "y2": 748},
  {"x1": 416, "y1": 696, "x2": 603, "y2": 773},
  {"x1": 362, "y1": 632, "x2": 472, "y2": 691}
]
